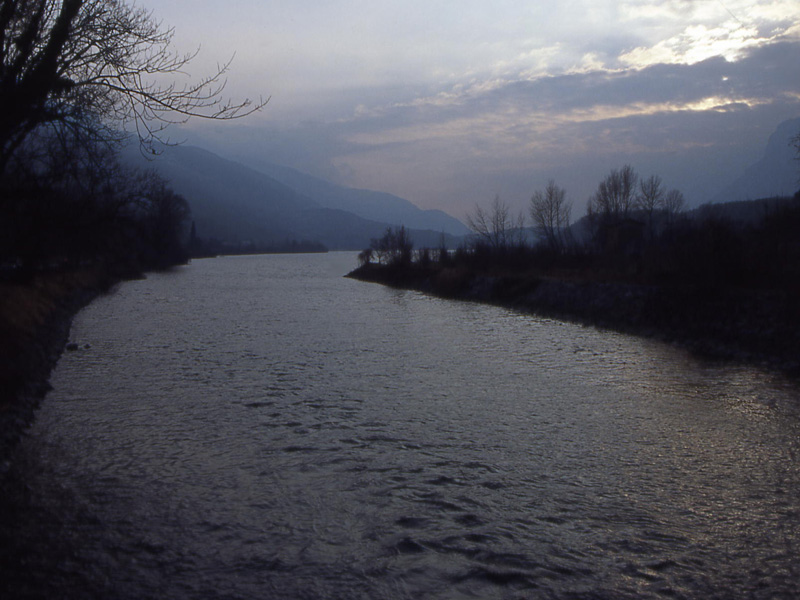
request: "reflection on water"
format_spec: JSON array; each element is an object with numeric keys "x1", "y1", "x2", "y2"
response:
[{"x1": 5, "y1": 252, "x2": 800, "y2": 599}]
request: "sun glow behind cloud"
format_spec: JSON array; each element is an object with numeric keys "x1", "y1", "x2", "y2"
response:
[
  {"x1": 344, "y1": 92, "x2": 769, "y2": 151},
  {"x1": 326, "y1": 27, "x2": 798, "y2": 215},
  {"x1": 142, "y1": 0, "x2": 800, "y2": 121},
  {"x1": 326, "y1": 0, "x2": 800, "y2": 137},
  {"x1": 621, "y1": 22, "x2": 770, "y2": 67}
]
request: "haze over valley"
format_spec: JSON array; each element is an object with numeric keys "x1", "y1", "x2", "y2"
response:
[
  {"x1": 125, "y1": 144, "x2": 469, "y2": 250},
  {"x1": 127, "y1": 116, "x2": 799, "y2": 250}
]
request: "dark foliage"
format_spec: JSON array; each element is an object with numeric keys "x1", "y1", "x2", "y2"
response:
[
  {"x1": 189, "y1": 234, "x2": 327, "y2": 258},
  {"x1": 369, "y1": 226, "x2": 413, "y2": 265},
  {"x1": 0, "y1": 0, "x2": 264, "y2": 174},
  {"x1": 0, "y1": 133, "x2": 192, "y2": 279},
  {"x1": 0, "y1": 0, "x2": 265, "y2": 278},
  {"x1": 352, "y1": 190, "x2": 800, "y2": 371}
]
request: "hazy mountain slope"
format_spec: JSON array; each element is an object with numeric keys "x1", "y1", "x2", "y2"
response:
[
  {"x1": 124, "y1": 145, "x2": 464, "y2": 249},
  {"x1": 236, "y1": 159, "x2": 470, "y2": 236},
  {"x1": 689, "y1": 196, "x2": 794, "y2": 224},
  {"x1": 124, "y1": 145, "x2": 318, "y2": 242},
  {"x1": 279, "y1": 208, "x2": 459, "y2": 250},
  {"x1": 710, "y1": 118, "x2": 800, "y2": 203}
]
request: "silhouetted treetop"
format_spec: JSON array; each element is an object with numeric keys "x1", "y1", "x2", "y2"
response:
[
  {"x1": 588, "y1": 164, "x2": 638, "y2": 221},
  {"x1": 0, "y1": 0, "x2": 266, "y2": 173},
  {"x1": 467, "y1": 194, "x2": 525, "y2": 250},
  {"x1": 530, "y1": 180, "x2": 572, "y2": 253}
]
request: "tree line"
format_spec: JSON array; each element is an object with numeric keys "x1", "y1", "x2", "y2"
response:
[
  {"x1": 463, "y1": 165, "x2": 685, "y2": 256},
  {"x1": 0, "y1": 0, "x2": 263, "y2": 278},
  {"x1": 360, "y1": 162, "x2": 800, "y2": 293}
]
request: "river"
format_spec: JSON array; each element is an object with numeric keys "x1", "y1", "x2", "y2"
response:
[{"x1": 3, "y1": 252, "x2": 800, "y2": 599}]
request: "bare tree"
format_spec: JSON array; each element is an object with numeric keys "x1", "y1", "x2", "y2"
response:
[
  {"x1": 357, "y1": 248, "x2": 373, "y2": 266},
  {"x1": 588, "y1": 164, "x2": 639, "y2": 221},
  {"x1": 370, "y1": 226, "x2": 413, "y2": 265},
  {"x1": 584, "y1": 198, "x2": 600, "y2": 248},
  {"x1": 637, "y1": 174, "x2": 665, "y2": 239},
  {"x1": 467, "y1": 194, "x2": 524, "y2": 250},
  {"x1": 0, "y1": 0, "x2": 266, "y2": 173},
  {"x1": 529, "y1": 180, "x2": 572, "y2": 253},
  {"x1": 663, "y1": 188, "x2": 685, "y2": 223},
  {"x1": 436, "y1": 231, "x2": 449, "y2": 264}
]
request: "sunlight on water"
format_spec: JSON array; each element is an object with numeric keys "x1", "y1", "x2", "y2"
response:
[{"x1": 10, "y1": 252, "x2": 800, "y2": 599}]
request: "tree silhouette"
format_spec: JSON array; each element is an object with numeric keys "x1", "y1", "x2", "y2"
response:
[
  {"x1": 588, "y1": 165, "x2": 638, "y2": 222},
  {"x1": 637, "y1": 174, "x2": 665, "y2": 239},
  {"x1": 529, "y1": 180, "x2": 572, "y2": 253},
  {"x1": 370, "y1": 226, "x2": 413, "y2": 265},
  {"x1": 0, "y1": 0, "x2": 266, "y2": 173},
  {"x1": 467, "y1": 194, "x2": 524, "y2": 250},
  {"x1": 663, "y1": 188, "x2": 685, "y2": 224}
]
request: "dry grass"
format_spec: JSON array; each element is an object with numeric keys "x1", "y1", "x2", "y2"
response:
[{"x1": 0, "y1": 268, "x2": 105, "y2": 408}]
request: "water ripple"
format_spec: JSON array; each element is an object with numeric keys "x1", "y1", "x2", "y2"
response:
[{"x1": 7, "y1": 253, "x2": 800, "y2": 600}]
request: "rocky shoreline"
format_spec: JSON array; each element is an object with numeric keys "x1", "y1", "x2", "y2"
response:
[{"x1": 348, "y1": 263, "x2": 800, "y2": 375}]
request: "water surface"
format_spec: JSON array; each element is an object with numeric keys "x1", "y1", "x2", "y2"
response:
[{"x1": 7, "y1": 253, "x2": 800, "y2": 599}]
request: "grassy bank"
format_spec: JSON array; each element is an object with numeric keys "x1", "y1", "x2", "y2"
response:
[{"x1": 0, "y1": 266, "x2": 124, "y2": 463}]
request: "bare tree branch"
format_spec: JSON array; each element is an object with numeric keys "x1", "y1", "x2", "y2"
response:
[
  {"x1": 530, "y1": 180, "x2": 572, "y2": 253},
  {"x1": 467, "y1": 194, "x2": 523, "y2": 250},
  {"x1": 588, "y1": 164, "x2": 639, "y2": 221},
  {"x1": 637, "y1": 174, "x2": 665, "y2": 239},
  {"x1": 0, "y1": 0, "x2": 267, "y2": 172}
]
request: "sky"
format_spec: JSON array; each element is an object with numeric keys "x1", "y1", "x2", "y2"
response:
[{"x1": 136, "y1": 0, "x2": 800, "y2": 220}]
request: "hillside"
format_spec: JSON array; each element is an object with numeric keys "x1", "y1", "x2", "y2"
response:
[
  {"x1": 125, "y1": 145, "x2": 466, "y2": 250},
  {"x1": 241, "y1": 160, "x2": 470, "y2": 237},
  {"x1": 125, "y1": 145, "x2": 315, "y2": 243},
  {"x1": 710, "y1": 118, "x2": 800, "y2": 204},
  {"x1": 689, "y1": 196, "x2": 796, "y2": 224}
]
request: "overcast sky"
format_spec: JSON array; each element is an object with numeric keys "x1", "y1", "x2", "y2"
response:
[{"x1": 137, "y1": 0, "x2": 800, "y2": 219}]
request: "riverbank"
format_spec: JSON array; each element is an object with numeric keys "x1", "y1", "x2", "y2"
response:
[
  {"x1": 0, "y1": 265, "x2": 130, "y2": 599},
  {"x1": 347, "y1": 262, "x2": 800, "y2": 375},
  {"x1": 0, "y1": 265, "x2": 133, "y2": 466}
]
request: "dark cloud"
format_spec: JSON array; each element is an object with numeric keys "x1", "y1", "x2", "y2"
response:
[
  {"x1": 182, "y1": 40, "x2": 800, "y2": 217},
  {"x1": 468, "y1": 40, "x2": 799, "y2": 113}
]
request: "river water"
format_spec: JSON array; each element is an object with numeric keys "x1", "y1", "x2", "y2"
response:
[{"x1": 4, "y1": 252, "x2": 800, "y2": 599}]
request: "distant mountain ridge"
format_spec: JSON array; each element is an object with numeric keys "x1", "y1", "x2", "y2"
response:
[
  {"x1": 242, "y1": 160, "x2": 469, "y2": 237},
  {"x1": 710, "y1": 118, "x2": 800, "y2": 204},
  {"x1": 124, "y1": 145, "x2": 466, "y2": 250}
]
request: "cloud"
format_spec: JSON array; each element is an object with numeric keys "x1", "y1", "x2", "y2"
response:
[
  {"x1": 340, "y1": 40, "x2": 798, "y2": 148},
  {"x1": 139, "y1": 0, "x2": 799, "y2": 122},
  {"x1": 155, "y1": 1, "x2": 800, "y2": 218},
  {"x1": 304, "y1": 40, "x2": 800, "y2": 213}
]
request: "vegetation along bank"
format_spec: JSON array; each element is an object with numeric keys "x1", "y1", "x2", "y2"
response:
[{"x1": 349, "y1": 170, "x2": 800, "y2": 375}]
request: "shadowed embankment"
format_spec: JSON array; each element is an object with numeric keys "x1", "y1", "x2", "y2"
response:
[
  {"x1": 0, "y1": 266, "x2": 127, "y2": 465},
  {"x1": 348, "y1": 262, "x2": 800, "y2": 375}
]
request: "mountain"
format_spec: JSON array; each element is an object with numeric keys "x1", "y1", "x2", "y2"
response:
[
  {"x1": 124, "y1": 145, "x2": 463, "y2": 249},
  {"x1": 228, "y1": 159, "x2": 470, "y2": 237},
  {"x1": 710, "y1": 118, "x2": 800, "y2": 204},
  {"x1": 689, "y1": 197, "x2": 794, "y2": 225},
  {"x1": 125, "y1": 145, "x2": 316, "y2": 243}
]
